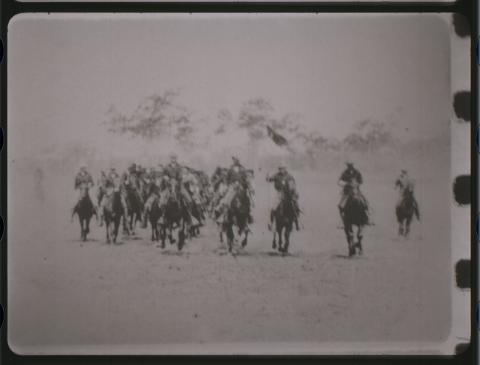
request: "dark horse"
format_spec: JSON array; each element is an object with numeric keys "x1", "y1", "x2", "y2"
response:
[
  {"x1": 148, "y1": 195, "x2": 162, "y2": 242},
  {"x1": 102, "y1": 190, "x2": 125, "y2": 244},
  {"x1": 271, "y1": 186, "x2": 296, "y2": 254},
  {"x1": 159, "y1": 182, "x2": 189, "y2": 251},
  {"x1": 73, "y1": 185, "x2": 96, "y2": 241},
  {"x1": 341, "y1": 182, "x2": 368, "y2": 257},
  {"x1": 396, "y1": 189, "x2": 420, "y2": 237},
  {"x1": 222, "y1": 184, "x2": 250, "y2": 254},
  {"x1": 124, "y1": 180, "x2": 144, "y2": 236}
]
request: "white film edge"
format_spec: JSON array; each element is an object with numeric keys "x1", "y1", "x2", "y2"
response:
[{"x1": 6, "y1": 13, "x2": 471, "y2": 355}]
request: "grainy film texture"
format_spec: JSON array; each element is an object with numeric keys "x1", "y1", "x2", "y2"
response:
[{"x1": 7, "y1": 14, "x2": 467, "y2": 355}]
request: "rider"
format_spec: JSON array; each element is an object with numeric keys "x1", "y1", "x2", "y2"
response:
[
  {"x1": 96, "y1": 170, "x2": 108, "y2": 207},
  {"x1": 142, "y1": 164, "x2": 170, "y2": 227},
  {"x1": 337, "y1": 161, "x2": 371, "y2": 225},
  {"x1": 98, "y1": 167, "x2": 128, "y2": 227},
  {"x1": 71, "y1": 164, "x2": 96, "y2": 221},
  {"x1": 164, "y1": 154, "x2": 182, "y2": 182},
  {"x1": 211, "y1": 168, "x2": 229, "y2": 217},
  {"x1": 395, "y1": 169, "x2": 420, "y2": 219},
  {"x1": 215, "y1": 157, "x2": 254, "y2": 225},
  {"x1": 266, "y1": 165, "x2": 300, "y2": 231},
  {"x1": 163, "y1": 155, "x2": 194, "y2": 223},
  {"x1": 181, "y1": 166, "x2": 204, "y2": 226}
]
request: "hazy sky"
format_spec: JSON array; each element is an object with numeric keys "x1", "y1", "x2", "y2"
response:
[{"x1": 9, "y1": 14, "x2": 453, "y2": 160}]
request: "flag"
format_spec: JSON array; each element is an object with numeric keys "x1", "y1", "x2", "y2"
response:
[{"x1": 266, "y1": 125, "x2": 288, "y2": 146}]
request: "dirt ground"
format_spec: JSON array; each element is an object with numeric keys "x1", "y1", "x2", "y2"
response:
[{"x1": 8, "y1": 165, "x2": 452, "y2": 355}]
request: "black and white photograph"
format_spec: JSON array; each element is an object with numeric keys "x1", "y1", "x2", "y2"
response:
[{"x1": 7, "y1": 13, "x2": 470, "y2": 355}]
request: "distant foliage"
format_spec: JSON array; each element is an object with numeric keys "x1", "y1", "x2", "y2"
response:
[
  {"x1": 342, "y1": 119, "x2": 396, "y2": 153},
  {"x1": 103, "y1": 91, "x2": 399, "y2": 168},
  {"x1": 105, "y1": 90, "x2": 195, "y2": 143},
  {"x1": 238, "y1": 98, "x2": 275, "y2": 140}
]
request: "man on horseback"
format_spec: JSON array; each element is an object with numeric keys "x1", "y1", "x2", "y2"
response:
[
  {"x1": 338, "y1": 162, "x2": 371, "y2": 225},
  {"x1": 266, "y1": 165, "x2": 301, "y2": 231},
  {"x1": 395, "y1": 169, "x2": 420, "y2": 219},
  {"x1": 96, "y1": 170, "x2": 108, "y2": 207},
  {"x1": 98, "y1": 167, "x2": 128, "y2": 227},
  {"x1": 181, "y1": 166, "x2": 204, "y2": 226},
  {"x1": 71, "y1": 164, "x2": 97, "y2": 221},
  {"x1": 162, "y1": 155, "x2": 194, "y2": 223},
  {"x1": 214, "y1": 157, "x2": 254, "y2": 225},
  {"x1": 142, "y1": 164, "x2": 170, "y2": 228}
]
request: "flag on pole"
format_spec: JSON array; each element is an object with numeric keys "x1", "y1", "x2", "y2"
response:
[{"x1": 266, "y1": 125, "x2": 288, "y2": 146}]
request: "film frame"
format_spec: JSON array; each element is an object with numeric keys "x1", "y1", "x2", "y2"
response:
[{"x1": 0, "y1": 0, "x2": 477, "y2": 364}]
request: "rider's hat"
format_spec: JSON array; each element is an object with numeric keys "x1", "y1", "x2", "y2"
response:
[
  {"x1": 401, "y1": 169, "x2": 408, "y2": 174},
  {"x1": 346, "y1": 161, "x2": 354, "y2": 167},
  {"x1": 278, "y1": 165, "x2": 286, "y2": 170},
  {"x1": 170, "y1": 154, "x2": 178, "y2": 161}
]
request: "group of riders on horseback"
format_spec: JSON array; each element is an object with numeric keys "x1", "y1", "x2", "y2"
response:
[{"x1": 71, "y1": 155, "x2": 420, "y2": 256}]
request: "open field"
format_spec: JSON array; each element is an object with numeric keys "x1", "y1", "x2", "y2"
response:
[{"x1": 8, "y1": 164, "x2": 452, "y2": 354}]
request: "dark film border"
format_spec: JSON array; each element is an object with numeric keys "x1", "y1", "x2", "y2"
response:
[{"x1": 0, "y1": 0, "x2": 476, "y2": 364}]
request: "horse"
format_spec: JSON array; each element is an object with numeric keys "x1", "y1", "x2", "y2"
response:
[
  {"x1": 124, "y1": 180, "x2": 144, "y2": 236},
  {"x1": 341, "y1": 182, "x2": 368, "y2": 257},
  {"x1": 222, "y1": 184, "x2": 250, "y2": 254},
  {"x1": 158, "y1": 182, "x2": 189, "y2": 251},
  {"x1": 73, "y1": 184, "x2": 96, "y2": 241},
  {"x1": 148, "y1": 195, "x2": 162, "y2": 242},
  {"x1": 271, "y1": 187, "x2": 296, "y2": 254},
  {"x1": 102, "y1": 190, "x2": 125, "y2": 244},
  {"x1": 396, "y1": 189, "x2": 420, "y2": 237}
]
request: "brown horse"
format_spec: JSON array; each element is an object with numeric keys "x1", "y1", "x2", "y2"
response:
[
  {"x1": 341, "y1": 182, "x2": 368, "y2": 257},
  {"x1": 158, "y1": 181, "x2": 189, "y2": 251},
  {"x1": 148, "y1": 195, "x2": 162, "y2": 242},
  {"x1": 271, "y1": 187, "x2": 296, "y2": 254},
  {"x1": 73, "y1": 185, "x2": 96, "y2": 241},
  {"x1": 222, "y1": 184, "x2": 250, "y2": 254},
  {"x1": 102, "y1": 190, "x2": 125, "y2": 244},
  {"x1": 396, "y1": 189, "x2": 420, "y2": 237},
  {"x1": 124, "y1": 179, "x2": 144, "y2": 236}
]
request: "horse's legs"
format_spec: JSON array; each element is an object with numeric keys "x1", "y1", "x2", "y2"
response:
[
  {"x1": 277, "y1": 226, "x2": 284, "y2": 252},
  {"x1": 79, "y1": 218, "x2": 84, "y2": 241},
  {"x1": 150, "y1": 220, "x2": 155, "y2": 241},
  {"x1": 272, "y1": 230, "x2": 277, "y2": 250},
  {"x1": 283, "y1": 225, "x2": 292, "y2": 254},
  {"x1": 129, "y1": 213, "x2": 134, "y2": 235},
  {"x1": 86, "y1": 217, "x2": 90, "y2": 235},
  {"x1": 113, "y1": 219, "x2": 120, "y2": 243},
  {"x1": 160, "y1": 226, "x2": 166, "y2": 248},
  {"x1": 178, "y1": 222, "x2": 185, "y2": 251},
  {"x1": 344, "y1": 224, "x2": 354, "y2": 257},
  {"x1": 105, "y1": 221, "x2": 110, "y2": 243},
  {"x1": 226, "y1": 225, "x2": 234, "y2": 253},
  {"x1": 241, "y1": 227, "x2": 248, "y2": 248},
  {"x1": 169, "y1": 227, "x2": 176, "y2": 244},
  {"x1": 405, "y1": 216, "x2": 412, "y2": 238},
  {"x1": 356, "y1": 225, "x2": 364, "y2": 255}
]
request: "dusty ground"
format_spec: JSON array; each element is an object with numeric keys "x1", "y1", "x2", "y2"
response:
[{"x1": 8, "y1": 167, "x2": 452, "y2": 354}]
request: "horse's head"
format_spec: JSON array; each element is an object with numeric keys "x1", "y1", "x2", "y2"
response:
[{"x1": 78, "y1": 183, "x2": 90, "y2": 197}]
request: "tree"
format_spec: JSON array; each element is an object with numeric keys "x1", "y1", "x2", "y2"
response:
[{"x1": 104, "y1": 89, "x2": 195, "y2": 145}]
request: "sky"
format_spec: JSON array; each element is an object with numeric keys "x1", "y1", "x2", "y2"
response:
[{"x1": 8, "y1": 14, "x2": 453, "y2": 161}]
